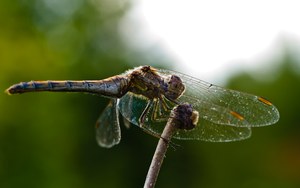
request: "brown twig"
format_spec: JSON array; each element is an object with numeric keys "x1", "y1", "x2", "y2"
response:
[{"x1": 144, "y1": 103, "x2": 198, "y2": 188}]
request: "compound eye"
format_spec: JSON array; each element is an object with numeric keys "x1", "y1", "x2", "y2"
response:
[{"x1": 165, "y1": 75, "x2": 185, "y2": 100}]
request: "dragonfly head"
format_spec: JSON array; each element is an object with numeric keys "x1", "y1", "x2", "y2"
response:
[{"x1": 164, "y1": 75, "x2": 185, "y2": 101}]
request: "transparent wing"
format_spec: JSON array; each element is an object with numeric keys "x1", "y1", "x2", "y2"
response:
[
  {"x1": 118, "y1": 93, "x2": 251, "y2": 141},
  {"x1": 173, "y1": 118, "x2": 251, "y2": 142},
  {"x1": 95, "y1": 99, "x2": 121, "y2": 148},
  {"x1": 158, "y1": 69, "x2": 280, "y2": 127}
]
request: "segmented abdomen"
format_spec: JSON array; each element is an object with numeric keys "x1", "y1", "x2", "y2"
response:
[{"x1": 6, "y1": 76, "x2": 130, "y2": 98}]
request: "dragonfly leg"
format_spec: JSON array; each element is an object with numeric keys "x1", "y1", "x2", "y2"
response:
[
  {"x1": 149, "y1": 97, "x2": 175, "y2": 122},
  {"x1": 151, "y1": 99, "x2": 160, "y2": 121},
  {"x1": 159, "y1": 98, "x2": 168, "y2": 114},
  {"x1": 139, "y1": 100, "x2": 153, "y2": 125},
  {"x1": 138, "y1": 100, "x2": 162, "y2": 139},
  {"x1": 140, "y1": 126, "x2": 163, "y2": 140}
]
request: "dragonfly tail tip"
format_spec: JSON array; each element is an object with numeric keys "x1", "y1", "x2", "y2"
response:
[{"x1": 5, "y1": 87, "x2": 13, "y2": 95}]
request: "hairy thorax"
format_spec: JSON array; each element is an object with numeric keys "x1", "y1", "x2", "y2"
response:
[{"x1": 127, "y1": 66, "x2": 185, "y2": 101}]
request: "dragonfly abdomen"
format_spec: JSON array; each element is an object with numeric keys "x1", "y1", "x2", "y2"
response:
[
  {"x1": 6, "y1": 77, "x2": 130, "y2": 98},
  {"x1": 6, "y1": 80, "x2": 88, "y2": 94}
]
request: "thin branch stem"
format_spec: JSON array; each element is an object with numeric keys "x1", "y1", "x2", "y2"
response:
[
  {"x1": 144, "y1": 118, "x2": 176, "y2": 188},
  {"x1": 144, "y1": 103, "x2": 198, "y2": 188}
]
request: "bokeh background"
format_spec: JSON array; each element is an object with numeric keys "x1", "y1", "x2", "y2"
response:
[{"x1": 1, "y1": 1, "x2": 300, "y2": 188}]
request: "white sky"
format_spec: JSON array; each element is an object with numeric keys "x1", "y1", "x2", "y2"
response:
[{"x1": 120, "y1": 0, "x2": 300, "y2": 83}]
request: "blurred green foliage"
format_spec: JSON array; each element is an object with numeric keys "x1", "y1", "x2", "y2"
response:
[{"x1": 1, "y1": 1, "x2": 300, "y2": 188}]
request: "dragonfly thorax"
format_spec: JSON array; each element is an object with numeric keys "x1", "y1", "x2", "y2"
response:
[
  {"x1": 128, "y1": 66, "x2": 166, "y2": 99},
  {"x1": 126, "y1": 66, "x2": 185, "y2": 103}
]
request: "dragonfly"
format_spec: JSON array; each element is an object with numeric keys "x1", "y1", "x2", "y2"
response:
[{"x1": 6, "y1": 65, "x2": 280, "y2": 148}]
